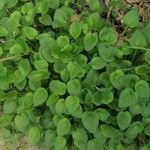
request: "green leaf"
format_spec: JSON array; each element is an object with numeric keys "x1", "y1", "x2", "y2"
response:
[
  {"x1": 57, "y1": 35, "x2": 70, "y2": 48},
  {"x1": 130, "y1": 30, "x2": 147, "y2": 47},
  {"x1": 18, "y1": 59, "x2": 31, "y2": 76},
  {"x1": 22, "y1": 26, "x2": 38, "y2": 40},
  {"x1": 69, "y1": 21, "x2": 82, "y2": 39},
  {"x1": 101, "y1": 124, "x2": 122, "y2": 138},
  {"x1": 4, "y1": 100, "x2": 17, "y2": 114},
  {"x1": 14, "y1": 114, "x2": 29, "y2": 132},
  {"x1": 34, "y1": 59, "x2": 48, "y2": 71},
  {"x1": 72, "y1": 128, "x2": 88, "y2": 143},
  {"x1": 0, "y1": 25, "x2": 8, "y2": 37},
  {"x1": 119, "y1": 88, "x2": 138, "y2": 108},
  {"x1": 99, "y1": 27, "x2": 117, "y2": 45},
  {"x1": 88, "y1": 0, "x2": 100, "y2": 11},
  {"x1": 82, "y1": 111, "x2": 99, "y2": 133},
  {"x1": 33, "y1": 88, "x2": 48, "y2": 106},
  {"x1": 49, "y1": 80, "x2": 66, "y2": 95},
  {"x1": 123, "y1": 8, "x2": 139, "y2": 28},
  {"x1": 44, "y1": 130, "x2": 55, "y2": 148},
  {"x1": 46, "y1": 94, "x2": 59, "y2": 107},
  {"x1": 87, "y1": 140, "x2": 96, "y2": 150},
  {"x1": 54, "y1": 136, "x2": 66, "y2": 150},
  {"x1": 83, "y1": 32, "x2": 98, "y2": 51},
  {"x1": 91, "y1": 57, "x2": 106, "y2": 70},
  {"x1": 67, "y1": 79, "x2": 81, "y2": 95},
  {"x1": 95, "y1": 108, "x2": 110, "y2": 122},
  {"x1": 117, "y1": 111, "x2": 131, "y2": 130},
  {"x1": 98, "y1": 43, "x2": 114, "y2": 62},
  {"x1": 48, "y1": 0, "x2": 59, "y2": 9},
  {"x1": 0, "y1": 115, "x2": 12, "y2": 127},
  {"x1": 135, "y1": 80, "x2": 150, "y2": 100},
  {"x1": 39, "y1": 14, "x2": 52, "y2": 25},
  {"x1": 57, "y1": 118, "x2": 71, "y2": 136},
  {"x1": 5, "y1": 0, "x2": 18, "y2": 8},
  {"x1": 135, "y1": 65, "x2": 150, "y2": 75},
  {"x1": 56, "y1": 99, "x2": 66, "y2": 114},
  {"x1": 65, "y1": 96, "x2": 80, "y2": 114},
  {"x1": 28, "y1": 126, "x2": 41, "y2": 145},
  {"x1": 144, "y1": 124, "x2": 150, "y2": 136}
]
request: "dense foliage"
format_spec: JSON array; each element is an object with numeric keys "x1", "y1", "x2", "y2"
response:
[{"x1": 0, "y1": 0, "x2": 150, "y2": 149}]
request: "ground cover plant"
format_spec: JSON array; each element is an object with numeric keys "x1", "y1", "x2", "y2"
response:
[{"x1": 0, "y1": 0, "x2": 150, "y2": 149}]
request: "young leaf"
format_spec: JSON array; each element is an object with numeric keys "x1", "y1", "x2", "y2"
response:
[
  {"x1": 28, "y1": 126, "x2": 41, "y2": 145},
  {"x1": 123, "y1": 8, "x2": 139, "y2": 28},
  {"x1": 83, "y1": 32, "x2": 98, "y2": 51},
  {"x1": 4, "y1": 100, "x2": 17, "y2": 114},
  {"x1": 54, "y1": 136, "x2": 66, "y2": 150},
  {"x1": 82, "y1": 111, "x2": 99, "y2": 133},
  {"x1": 67, "y1": 79, "x2": 81, "y2": 95},
  {"x1": 69, "y1": 21, "x2": 82, "y2": 39},
  {"x1": 65, "y1": 96, "x2": 80, "y2": 114},
  {"x1": 33, "y1": 88, "x2": 48, "y2": 107},
  {"x1": 88, "y1": 0, "x2": 100, "y2": 11},
  {"x1": 135, "y1": 80, "x2": 150, "y2": 100},
  {"x1": 57, "y1": 118, "x2": 71, "y2": 136},
  {"x1": 91, "y1": 57, "x2": 106, "y2": 70},
  {"x1": 49, "y1": 80, "x2": 66, "y2": 95},
  {"x1": 22, "y1": 26, "x2": 38, "y2": 40},
  {"x1": 117, "y1": 111, "x2": 131, "y2": 130},
  {"x1": 119, "y1": 88, "x2": 138, "y2": 108},
  {"x1": 130, "y1": 30, "x2": 147, "y2": 47},
  {"x1": 18, "y1": 59, "x2": 31, "y2": 76},
  {"x1": 0, "y1": 25, "x2": 8, "y2": 37},
  {"x1": 56, "y1": 99, "x2": 66, "y2": 114},
  {"x1": 15, "y1": 114, "x2": 29, "y2": 132}
]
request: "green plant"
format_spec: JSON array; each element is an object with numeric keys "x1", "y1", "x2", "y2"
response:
[{"x1": 0, "y1": 0, "x2": 150, "y2": 150}]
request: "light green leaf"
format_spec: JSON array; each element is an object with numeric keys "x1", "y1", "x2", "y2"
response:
[
  {"x1": 49, "y1": 80, "x2": 66, "y2": 95},
  {"x1": 67, "y1": 79, "x2": 81, "y2": 95},
  {"x1": 135, "y1": 80, "x2": 150, "y2": 100},
  {"x1": 22, "y1": 26, "x2": 38, "y2": 40},
  {"x1": 117, "y1": 111, "x2": 131, "y2": 130},
  {"x1": 130, "y1": 30, "x2": 147, "y2": 47},
  {"x1": 0, "y1": 25, "x2": 8, "y2": 37},
  {"x1": 123, "y1": 8, "x2": 139, "y2": 28},
  {"x1": 56, "y1": 99, "x2": 66, "y2": 114},
  {"x1": 15, "y1": 114, "x2": 29, "y2": 132},
  {"x1": 54, "y1": 136, "x2": 66, "y2": 150},
  {"x1": 18, "y1": 59, "x2": 31, "y2": 76},
  {"x1": 46, "y1": 94, "x2": 59, "y2": 107},
  {"x1": 48, "y1": 0, "x2": 59, "y2": 9},
  {"x1": 57, "y1": 118, "x2": 71, "y2": 136},
  {"x1": 119, "y1": 88, "x2": 138, "y2": 108},
  {"x1": 4, "y1": 100, "x2": 17, "y2": 114},
  {"x1": 69, "y1": 21, "x2": 82, "y2": 39},
  {"x1": 28, "y1": 126, "x2": 41, "y2": 145},
  {"x1": 33, "y1": 88, "x2": 48, "y2": 107},
  {"x1": 65, "y1": 96, "x2": 80, "y2": 114},
  {"x1": 82, "y1": 111, "x2": 99, "y2": 133},
  {"x1": 91, "y1": 57, "x2": 106, "y2": 70},
  {"x1": 39, "y1": 14, "x2": 52, "y2": 25},
  {"x1": 88, "y1": 0, "x2": 100, "y2": 11},
  {"x1": 83, "y1": 32, "x2": 98, "y2": 51}
]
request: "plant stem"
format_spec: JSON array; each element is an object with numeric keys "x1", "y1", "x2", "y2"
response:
[{"x1": 128, "y1": 46, "x2": 150, "y2": 52}]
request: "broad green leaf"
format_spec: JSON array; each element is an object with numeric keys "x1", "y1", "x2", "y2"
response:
[
  {"x1": 87, "y1": 140, "x2": 96, "y2": 150},
  {"x1": 99, "y1": 27, "x2": 117, "y2": 45},
  {"x1": 98, "y1": 43, "x2": 114, "y2": 62},
  {"x1": 0, "y1": 115, "x2": 12, "y2": 127},
  {"x1": 95, "y1": 108, "x2": 110, "y2": 122},
  {"x1": 56, "y1": 99, "x2": 66, "y2": 114},
  {"x1": 34, "y1": 59, "x2": 48, "y2": 71},
  {"x1": 123, "y1": 9, "x2": 139, "y2": 28},
  {"x1": 144, "y1": 52, "x2": 150, "y2": 64},
  {"x1": 65, "y1": 96, "x2": 80, "y2": 114},
  {"x1": 135, "y1": 80, "x2": 150, "y2": 100},
  {"x1": 28, "y1": 126, "x2": 41, "y2": 145},
  {"x1": 69, "y1": 21, "x2": 82, "y2": 39},
  {"x1": 39, "y1": 14, "x2": 52, "y2": 25},
  {"x1": 33, "y1": 88, "x2": 48, "y2": 106},
  {"x1": 101, "y1": 125, "x2": 122, "y2": 138},
  {"x1": 67, "y1": 79, "x2": 81, "y2": 95},
  {"x1": 0, "y1": 25, "x2": 8, "y2": 37},
  {"x1": 82, "y1": 111, "x2": 99, "y2": 133},
  {"x1": 117, "y1": 111, "x2": 131, "y2": 130},
  {"x1": 49, "y1": 80, "x2": 66, "y2": 95},
  {"x1": 119, "y1": 88, "x2": 138, "y2": 108},
  {"x1": 91, "y1": 57, "x2": 106, "y2": 70},
  {"x1": 88, "y1": 0, "x2": 100, "y2": 11},
  {"x1": 72, "y1": 128, "x2": 88, "y2": 143},
  {"x1": 144, "y1": 125, "x2": 150, "y2": 136},
  {"x1": 44, "y1": 130, "x2": 55, "y2": 148},
  {"x1": 22, "y1": 26, "x2": 38, "y2": 40},
  {"x1": 6, "y1": 0, "x2": 18, "y2": 8},
  {"x1": 57, "y1": 118, "x2": 71, "y2": 136},
  {"x1": 14, "y1": 114, "x2": 29, "y2": 132},
  {"x1": 135, "y1": 65, "x2": 150, "y2": 75},
  {"x1": 130, "y1": 30, "x2": 147, "y2": 47},
  {"x1": 83, "y1": 32, "x2": 98, "y2": 51},
  {"x1": 48, "y1": 0, "x2": 59, "y2": 9},
  {"x1": 54, "y1": 136, "x2": 66, "y2": 150},
  {"x1": 46, "y1": 94, "x2": 59, "y2": 107},
  {"x1": 4, "y1": 100, "x2": 17, "y2": 114},
  {"x1": 18, "y1": 59, "x2": 31, "y2": 76},
  {"x1": 125, "y1": 122, "x2": 144, "y2": 139},
  {"x1": 57, "y1": 35, "x2": 70, "y2": 48}
]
